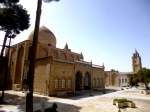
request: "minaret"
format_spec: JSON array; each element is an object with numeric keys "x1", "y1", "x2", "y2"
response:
[
  {"x1": 132, "y1": 49, "x2": 142, "y2": 73},
  {"x1": 80, "y1": 52, "x2": 84, "y2": 60},
  {"x1": 64, "y1": 43, "x2": 68, "y2": 50},
  {"x1": 64, "y1": 43, "x2": 71, "y2": 51}
]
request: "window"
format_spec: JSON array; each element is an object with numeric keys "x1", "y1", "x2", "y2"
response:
[
  {"x1": 122, "y1": 79, "x2": 124, "y2": 83},
  {"x1": 48, "y1": 43, "x2": 51, "y2": 46},
  {"x1": 125, "y1": 79, "x2": 127, "y2": 83},
  {"x1": 61, "y1": 78, "x2": 65, "y2": 88},
  {"x1": 54, "y1": 78, "x2": 58, "y2": 89},
  {"x1": 68, "y1": 79, "x2": 71, "y2": 88}
]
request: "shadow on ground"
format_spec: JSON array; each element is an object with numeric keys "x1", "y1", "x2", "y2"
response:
[
  {"x1": 34, "y1": 102, "x2": 82, "y2": 112},
  {"x1": 0, "y1": 92, "x2": 82, "y2": 112},
  {"x1": 0, "y1": 88, "x2": 121, "y2": 112},
  {"x1": 1, "y1": 92, "x2": 48, "y2": 105}
]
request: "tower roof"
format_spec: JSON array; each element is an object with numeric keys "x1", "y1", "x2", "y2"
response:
[
  {"x1": 133, "y1": 48, "x2": 139, "y2": 57},
  {"x1": 80, "y1": 52, "x2": 84, "y2": 59},
  {"x1": 64, "y1": 43, "x2": 68, "y2": 49}
]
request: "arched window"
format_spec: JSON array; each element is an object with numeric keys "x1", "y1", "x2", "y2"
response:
[
  {"x1": 68, "y1": 79, "x2": 71, "y2": 88},
  {"x1": 75, "y1": 56, "x2": 79, "y2": 61},
  {"x1": 61, "y1": 78, "x2": 66, "y2": 88},
  {"x1": 69, "y1": 55, "x2": 74, "y2": 61},
  {"x1": 53, "y1": 51, "x2": 58, "y2": 59},
  {"x1": 97, "y1": 78, "x2": 99, "y2": 86},
  {"x1": 39, "y1": 48, "x2": 48, "y2": 58},
  {"x1": 54, "y1": 77, "x2": 59, "y2": 89},
  {"x1": 61, "y1": 53, "x2": 67, "y2": 60}
]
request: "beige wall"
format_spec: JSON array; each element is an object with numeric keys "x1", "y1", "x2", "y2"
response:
[
  {"x1": 93, "y1": 67, "x2": 104, "y2": 88},
  {"x1": 34, "y1": 57, "x2": 51, "y2": 95},
  {"x1": 104, "y1": 71, "x2": 119, "y2": 86},
  {"x1": 49, "y1": 61, "x2": 74, "y2": 94},
  {"x1": 104, "y1": 71, "x2": 133, "y2": 87},
  {"x1": 8, "y1": 40, "x2": 104, "y2": 96}
]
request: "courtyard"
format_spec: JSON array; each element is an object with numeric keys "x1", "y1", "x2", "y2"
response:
[{"x1": 0, "y1": 87, "x2": 150, "y2": 112}]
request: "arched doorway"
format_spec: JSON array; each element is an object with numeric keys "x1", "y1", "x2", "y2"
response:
[
  {"x1": 84, "y1": 72, "x2": 91, "y2": 90},
  {"x1": 9, "y1": 49, "x2": 16, "y2": 87},
  {"x1": 104, "y1": 74, "x2": 109, "y2": 86},
  {"x1": 14, "y1": 46, "x2": 24, "y2": 85},
  {"x1": 75, "y1": 71, "x2": 82, "y2": 91},
  {"x1": 112, "y1": 73, "x2": 117, "y2": 86}
]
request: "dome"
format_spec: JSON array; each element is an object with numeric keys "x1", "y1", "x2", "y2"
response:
[{"x1": 28, "y1": 26, "x2": 56, "y2": 47}]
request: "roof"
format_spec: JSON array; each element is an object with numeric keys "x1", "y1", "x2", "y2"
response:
[{"x1": 119, "y1": 72, "x2": 133, "y2": 75}]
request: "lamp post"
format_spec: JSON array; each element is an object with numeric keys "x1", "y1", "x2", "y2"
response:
[{"x1": 22, "y1": 85, "x2": 30, "y2": 112}]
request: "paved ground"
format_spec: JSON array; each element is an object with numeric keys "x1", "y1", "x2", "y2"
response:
[{"x1": 0, "y1": 87, "x2": 150, "y2": 112}]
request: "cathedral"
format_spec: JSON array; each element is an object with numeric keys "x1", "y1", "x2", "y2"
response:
[
  {"x1": 104, "y1": 49, "x2": 142, "y2": 87},
  {"x1": 6, "y1": 26, "x2": 105, "y2": 96}
]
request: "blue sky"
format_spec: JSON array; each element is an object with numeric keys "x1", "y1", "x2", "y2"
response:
[{"x1": 0, "y1": 0, "x2": 150, "y2": 72}]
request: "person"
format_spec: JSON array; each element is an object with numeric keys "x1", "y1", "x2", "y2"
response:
[
  {"x1": 45, "y1": 103, "x2": 58, "y2": 112},
  {"x1": 130, "y1": 83, "x2": 132, "y2": 89},
  {"x1": 135, "y1": 84, "x2": 139, "y2": 88}
]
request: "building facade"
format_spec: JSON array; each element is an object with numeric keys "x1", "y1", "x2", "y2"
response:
[
  {"x1": 104, "y1": 50, "x2": 142, "y2": 87},
  {"x1": 6, "y1": 26, "x2": 105, "y2": 96}
]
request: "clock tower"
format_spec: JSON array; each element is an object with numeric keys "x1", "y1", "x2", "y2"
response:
[{"x1": 132, "y1": 49, "x2": 142, "y2": 73}]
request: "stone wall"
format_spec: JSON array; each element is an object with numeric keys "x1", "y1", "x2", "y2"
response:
[
  {"x1": 34, "y1": 57, "x2": 51, "y2": 95},
  {"x1": 49, "y1": 60, "x2": 74, "y2": 95}
]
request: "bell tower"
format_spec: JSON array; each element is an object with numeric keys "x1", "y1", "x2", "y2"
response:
[{"x1": 132, "y1": 49, "x2": 142, "y2": 73}]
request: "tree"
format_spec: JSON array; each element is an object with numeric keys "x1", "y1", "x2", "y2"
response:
[
  {"x1": 26, "y1": 0, "x2": 59, "y2": 111},
  {"x1": 132, "y1": 68, "x2": 150, "y2": 89},
  {"x1": 0, "y1": 1, "x2": 30, "y2": 103},
  {"x1": 0, "y1": 0, "x2": 19, "y2": 3},
  {"x1": 0, "y1": 4, "x2": 30, "y2": 56}
]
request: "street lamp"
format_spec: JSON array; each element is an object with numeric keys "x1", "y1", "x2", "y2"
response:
[{"x1": 22, "y1": 85, "x2": 30, "y2": 112}]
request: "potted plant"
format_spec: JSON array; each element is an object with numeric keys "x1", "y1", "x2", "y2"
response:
[{"x1": 113, "y1": 98, "x2": 136, "y2": 108}]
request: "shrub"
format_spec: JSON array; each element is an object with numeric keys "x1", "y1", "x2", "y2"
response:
[
  {"x1": 114, "y1": 99, "x2": 119, "y2": 101},
  {"x1": 115, "y1": 98, "x2": 133, "y2": 103},
  {"x1": 103, "y1": 91, "x2": 106, "y2": 94},
  {"x1": 90, "y1": 93, "x2": 94, "y2": 96}
]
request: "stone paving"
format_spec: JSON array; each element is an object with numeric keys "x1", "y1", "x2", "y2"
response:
[{"x1": 0, "y1": 87, "x2": 150, "y2": 112}]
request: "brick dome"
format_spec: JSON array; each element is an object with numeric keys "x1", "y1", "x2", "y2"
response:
[{"x1": 28, "y1": 26, "x2": 56, "y2": 47}]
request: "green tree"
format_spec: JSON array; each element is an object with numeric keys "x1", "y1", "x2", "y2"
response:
[
  {"x1": 0, "y1": 1, "x2": 30, "y2": 103},
  {"x1": 26, "y1": 0, "x2": 59, "y2": 111},
  {"x1": 0, "y1": 0, "x2": 19, "y2": 3},
  {"x1": 0, "y1": 4, "x2": 30, "y2": 56},
  {"x1": 132, "y1": 68, "x2": 150, "y2": 89},
  {"x1": 0, "y1": 0, "x2": 19, "y2": 7}
]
